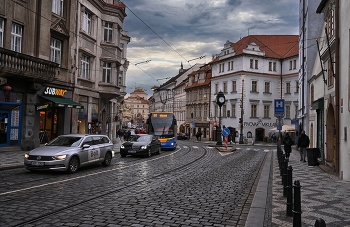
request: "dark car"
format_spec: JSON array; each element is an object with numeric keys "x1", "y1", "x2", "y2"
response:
[
  {"x1": 120, "y1": 134, "x2": 161, "y2": 157},
  {"x1": 177, "y1": 133, "x2": 189, "y2": 140}
]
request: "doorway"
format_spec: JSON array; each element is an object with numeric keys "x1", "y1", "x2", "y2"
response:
[{"x1": 0, "y1": 111, "x2": 10, "y2": 145}]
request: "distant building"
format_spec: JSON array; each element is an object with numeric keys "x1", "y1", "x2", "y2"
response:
[{"x1": 124, "y1": 88, "x2": 149, "y2": 126}]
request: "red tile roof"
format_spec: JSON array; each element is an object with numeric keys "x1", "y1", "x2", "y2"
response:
[{"x1": 231, "y1": 35, "x2": 299, "y2": 59}]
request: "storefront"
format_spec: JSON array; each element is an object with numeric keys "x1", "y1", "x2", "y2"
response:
[
  {"x1": 36, "y1": 86, "x2": 84, "y2": 143},
  {"x1": 0, "y1": 84, "x2": 23, "y2": 147}
]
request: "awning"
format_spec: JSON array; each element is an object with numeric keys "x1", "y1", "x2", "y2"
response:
[
  {"x1": 311, "y1": 98, "x2": 324, "y2": 110},
  {"x1": 38, "y1": 95, "x2": 84, "y2": 109}
]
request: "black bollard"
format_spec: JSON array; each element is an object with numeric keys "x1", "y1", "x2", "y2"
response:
[
  {"x1": 286, "y1": 165, "x2": 293, "y2": 216},
  {"x1": 315, "y1": 218, "x2": 326, "y2": 227},
  {"x1": 280, "y1": 153, "x2": 285, "y2": 177},
  {"x1": 293, "y1": 180, "x2": 302, "y2": 227},
  {"x1": 283, "y1": 158, "x2": 288, "y2": 190}
]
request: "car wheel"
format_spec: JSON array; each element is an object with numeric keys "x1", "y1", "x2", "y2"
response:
[
  {"x1": 67, "y1": 156, "x2": 79, "y2": 173},
  {"x1": 120, "y1": 153, "x2": 126, "y2": 158},
  {"x1": 156, "y1": 146, "x2": 161, "y2": 155},
  {"x1": 102, "y1": 152, "x2": 112, "y2": 166}
]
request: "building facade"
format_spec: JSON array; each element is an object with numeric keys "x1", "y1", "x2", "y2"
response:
[
  {"x1": 185, "y1": 64, "x2": 212, "y2": 140},
  {"x1": 210, "y1": 36, "x2": 299, "y2": 144},
  {"x1": 124, "y1": 88, "x2": 149, "y2": 127},
  {"x1": 74, "y1": 0, "x2": 127, "y2": 139}
]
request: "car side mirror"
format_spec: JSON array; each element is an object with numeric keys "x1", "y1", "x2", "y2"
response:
[{"x1": 82, "y1": 144, "x2": 90, "y2": 149}]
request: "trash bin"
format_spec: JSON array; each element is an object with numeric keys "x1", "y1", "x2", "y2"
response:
[{"x1": 306, "y1": 148, "x2": 320, "y2": 166}]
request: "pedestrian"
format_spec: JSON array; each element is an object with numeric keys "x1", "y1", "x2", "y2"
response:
[
  {"x1": 195, "y1": 131, "x2": 199, "y2": 141},
  {"x1": 282, "y1": 132, "x2": 294, "y2": 161},
  {"x1": 297, "y1": 130, "x2": 310, "y2": 162},
  {"x1": 198, "y1": 131, "x2": 202, "y2": 141}
]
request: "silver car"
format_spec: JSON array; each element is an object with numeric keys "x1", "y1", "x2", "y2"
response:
[{"x1": 24, "y1": 134, "x2": 114, "y2": 173}]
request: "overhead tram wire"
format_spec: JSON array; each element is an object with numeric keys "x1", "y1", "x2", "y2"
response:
[{"x1": 124, "y1": 4, "x2": 191, "y2": 66}]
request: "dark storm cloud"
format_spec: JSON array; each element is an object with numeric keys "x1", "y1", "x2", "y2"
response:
[{"x1": 121, "y1": 0, "x2": 299, "y2": 96}]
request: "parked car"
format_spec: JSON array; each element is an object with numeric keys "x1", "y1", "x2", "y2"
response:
[
  {"x1": 24, "y1": 134, "x2": 114, "y2": 173},
  {"x1": 177, "y1": 133, "x2": 189, "y2": 140},
  {"x1": 120, "y1": 134, "x2": 161, "y2": 157}
]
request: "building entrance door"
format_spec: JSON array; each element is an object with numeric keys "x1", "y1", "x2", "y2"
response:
[{"x1": 0, "y1": 111, "x2": 10, "y2": 145}]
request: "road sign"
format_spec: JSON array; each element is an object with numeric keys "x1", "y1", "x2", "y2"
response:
[
  {"x1": 274, "y1": 99, "x2": 285, "y2": 114},
  {"x1": 192, "y1": 121, "x2": 196, "y2": 127},
  {"x1": 222, "y1": 128, "x2": 230, "y2": 136},
  {"x1": 277, "y1": 125, "x2": 282, "y2": 130}
]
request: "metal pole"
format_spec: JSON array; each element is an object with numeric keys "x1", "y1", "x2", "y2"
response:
[
  {"x1": 239, "y1": 79, "x2": 244, "y2": 144},
  {"x1": 216, "y1": 106, "x2": 223, "y2": 145}
]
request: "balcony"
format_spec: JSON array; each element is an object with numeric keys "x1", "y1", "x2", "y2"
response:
[
  {"x1": 98, "y1": 82, "x2": 121, "y2": 100},
  {"x1": 0, "y1": 47, "x2": 58, "y2": 82}
]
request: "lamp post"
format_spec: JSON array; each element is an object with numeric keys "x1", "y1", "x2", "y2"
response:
[
  {"x1": 216, "y1": 91, "x2": 226, "y2": 146},
  {"x1": 239, "y1": 79, "x2": 245, "y2": 144}
]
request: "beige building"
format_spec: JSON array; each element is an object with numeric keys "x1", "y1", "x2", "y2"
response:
[
  {"x1": 74, "y1": 0, "x2": 127, "y2": 138},
  {"x1": 185, "y1": 64, "x2": 212, "y2": 140},
  {"x1": 123, "y1": 88, "x2": 149, "y2": 126}
]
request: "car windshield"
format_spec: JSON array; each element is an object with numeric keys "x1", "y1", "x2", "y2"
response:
[
  {"x1": 46, "y1": 136, "x2": 83, "y2": 147},
  {"x1": 136, "y1": 135, "x2": 151, "y2": 142}
]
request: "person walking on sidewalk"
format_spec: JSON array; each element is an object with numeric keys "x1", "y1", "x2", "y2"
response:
[
  {"x1": 297, "y1": 130, "x2": 310, "y2": 162},
  {"x1": 282, "y1": 132, "x2": 294, "y2": 161}
]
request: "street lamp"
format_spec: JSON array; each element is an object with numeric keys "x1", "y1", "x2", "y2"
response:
[
  {"x1": 216, "y1": 91, "x2": 226, "y2": 146},
  {"x1": 239, "y1": 79, "x2": 245, "y2": 144}
]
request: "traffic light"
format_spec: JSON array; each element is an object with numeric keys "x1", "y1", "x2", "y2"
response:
[{"x1": 239, "y1": 118, "x2": 242, "y2": 124}]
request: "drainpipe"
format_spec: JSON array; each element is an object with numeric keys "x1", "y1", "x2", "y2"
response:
[
  {"x1": 301, "y1": 0, "x2": 306, "y2": 131},
  {"x1": 335, "y1": 0, "x2": 340, "y2": 174}
]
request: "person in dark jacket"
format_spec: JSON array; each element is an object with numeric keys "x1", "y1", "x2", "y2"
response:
[
  {"x1": 282, "y1": 132, "x2": 294, "y2": 160},
  {"x1": 297, "y1": 130, "x2": 310, "y2": 162}
]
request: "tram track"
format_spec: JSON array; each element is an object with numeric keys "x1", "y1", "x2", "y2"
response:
[{"x1": 1, "y1": 145, "x2": 218, "y2": 227}]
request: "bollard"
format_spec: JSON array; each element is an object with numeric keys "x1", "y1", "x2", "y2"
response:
[
  {"x1": 286, "y1": 165, "x2": 293, "y2": 216},
  {"x1": 315, "y1": 218, "x2": 326, "y2": 227},
  {"x1": 283, "y1": 158, "x2": 288, "y2": 190},
  {"x1": 280, "y1": 153, "x2": 285, "y2": 177},
  {"x1": 293, "y1": 180, "x2": 302, "y2": 227}
]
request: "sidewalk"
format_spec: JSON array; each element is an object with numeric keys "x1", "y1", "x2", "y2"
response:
[{"x1": 271, "y1": 146, "x2": 350, "y2": 226}]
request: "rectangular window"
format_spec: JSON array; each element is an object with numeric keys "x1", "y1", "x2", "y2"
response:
[
  {"x1": 293, "y1": 60, "x2": 297, "y2": 69},
  {"x1": 81, "y1": 54, "x2": 90, "y2": 79},
  {"x1": 82, "y1": 11, "x2": 91, "y2": 35},
  {"x1": 0, "y1": 18, "x2": 4, "y2": 47},
  {"x1": 214, "y1": 106, "x2": 218, "y2": 118},
  {"x1": 251, "y1": 104, "x2": 257, "y2": 118},
  {"x1": 50, "y1": 38, "x2": 62, "y2": 64},
  {"x1": 264, "y1": 105, "x2": 270, "y2": 118},
  {"x1": 103, "y1": 62, "x2": 111, "y2": 83},
  {"x1": 231, "y1": 61, "x2": 234, "y2": 70},
  {"x1": 52, "y1": 0, "x2": 64, "y2": 16},
  {"x1": 11, "y1": 23, "x2": 22, "y2": 53},
  {"x1": 295, "y1": 81, "x2": 299, "y2": 93},
  {"x1": 228, "y1": 62, "x2": 230, "y2": 71},
  {"x1": 286, "y1": 82, "x2": 291, "y2": 93},
  {"x1": 222, "y1": 63, "x2": 224, "y2": 72},
  {"x1": 204, "y1": 106, "x2": 208, "y2": 118},
  {"x1": 250, "y1": 59, "x2": 254, "y2": 69},
  {"x1": 199, "y1": 90, "x2": 202, "y2": 100},
  {"x1": 327, "y1": 9, "x2": 334, "y2": 38},
  {"x1": 215, "y1": 84, "x2": 218, "y2": 94},
  {"x1": 255, "y1": 60, "x2": 258, "y2": 69},
  {"x1": 286, "y1": 106, "x2": 291, "y2": 118},
  {"x1": 264, "y1": 82, "x2": 270, "y2": 93},
  {"x1": 104, "y1": 22, "x2": 113, "y2": 42},
  {"x1": 223, "y1": 82, "x2": 227, "y2": 93},
  {"x1": 231, "y1": 104, "x2": 236, "y2": 118},
  {"x1": 223, "y1": 105, "x2": 227, "y2": 117},
  {"x1": 252, "y1": 81, "x2": 257, "y2": 92},
  {"x1": 232, "y1": 81, "x2": 236, "y2": 92},
  {"x1": 273, "y1": 62, "x2": 276, "y2": 71},
  {"x1": 295, "y1": 105, "x2": 298, "y2": 117},
  {"x1": 289, "y1": 61, "x2": 292, "y2": 70},
  {"x1": 269, "y1": 62, "x2": 272, "y2": 71}
]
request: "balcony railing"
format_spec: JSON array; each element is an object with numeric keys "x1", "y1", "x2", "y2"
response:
[{"x1": 0, "y1": 47, "x2": 58, "y2": 82}]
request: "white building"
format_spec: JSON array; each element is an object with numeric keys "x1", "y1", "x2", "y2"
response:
[{"x1": 210, "y1": 36, "x2": 299, "y2": 143}]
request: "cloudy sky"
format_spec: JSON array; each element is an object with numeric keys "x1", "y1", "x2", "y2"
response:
[{"x1": 122, "y1": 0, "x2": 299, "y2": 97}]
